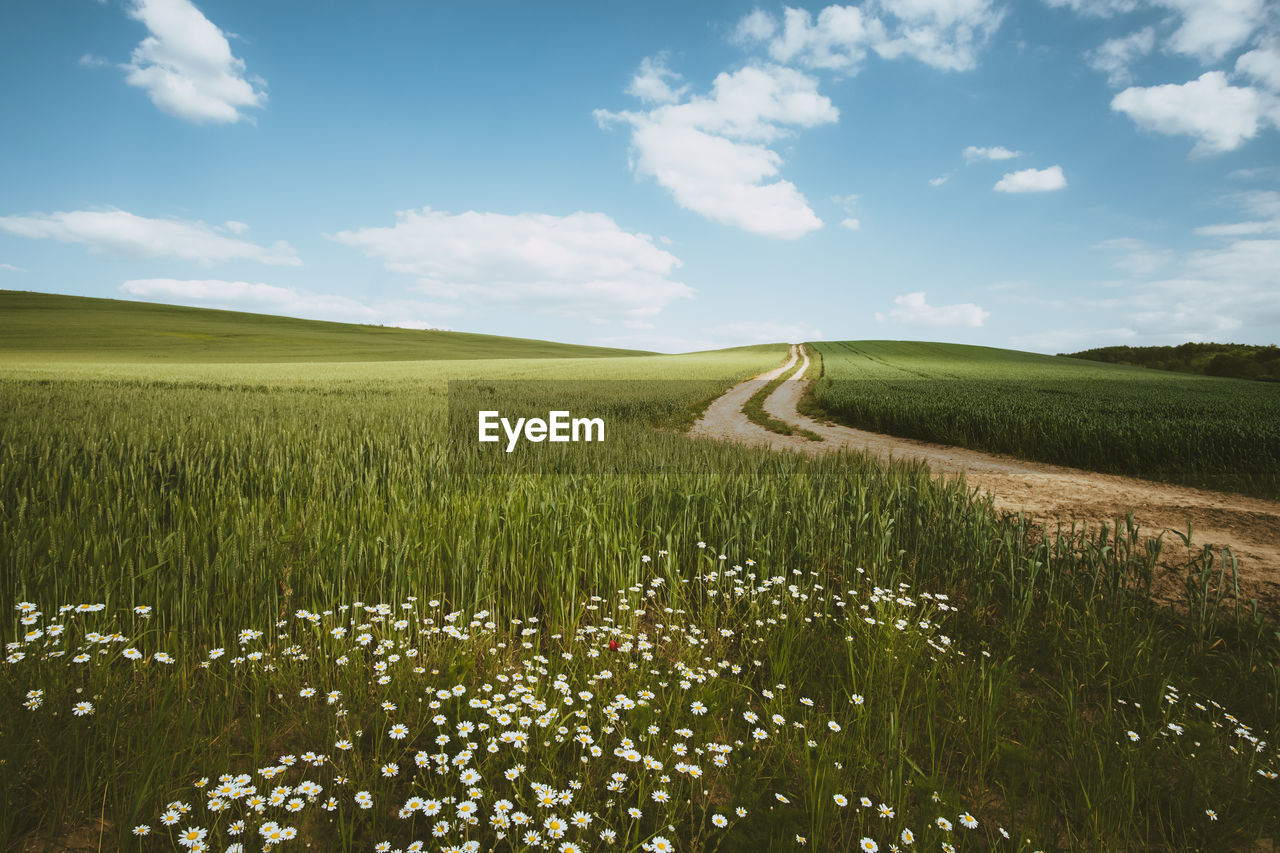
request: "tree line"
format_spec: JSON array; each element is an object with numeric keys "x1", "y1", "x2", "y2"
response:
[{"x1": 1064, "y1": 342, "x2": 1280, "y2": 382}]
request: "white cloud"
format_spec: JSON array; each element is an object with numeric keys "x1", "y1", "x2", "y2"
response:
[
  {"x1": 626, "y1": 55, "x2": 689, "y2": 105},
  {"x1": 761, "y1": 5, "x2": 885, "y2": 71},
  {"x1": 1050, "y1": 0, "x2": 1264, "y2": 60},
  {"x1": 621, "y1": 63, "x2": 839, "y2": 143},
  {"x1": 630, "y1": 124, "x2": 825, "y2": 238},
  {"x1": 223, "y1": 220, "x2": 250, "y2": 234},
  {"x1": 871, "y1": 0, "x2": 1007, "y2": 71},
  {"x1": 735, "y1": 9, "x2": 780, "y2": 44},
  {"x1": 993, "y1": 165, "x2": 1067, "y2": 192},
  {"x1": 1163, "y1": 0, "x2": 1266, "y2": 62},
  {"x1": 0, "y1": 263, "x2": 25, "y2": 272},
  {"x1": 875, "y1": 291, "x2": 989, "y2": 326},
  {"x1": 0, "y1": 209, "x2": 300, "y2": 266},
  {"x1": 597, "y1": 62, "x2": 837, "y2": 238},
  {"x1": 1087, "y1": 27, "x2": 1154, "y2": 86},
  {"x1": 1042, "y1": 0, "x2": 1140, "y2": 16},
  {"x1": 1111, "y1": 71, "x2": 1279, "y2": 154},
  {"x1": 120, "y1": 278, "x2": 454, "y2": 329},
  {"x1": 735, "y1": 2, "x2": 1003, "y2": 73},
  {"x1": 119, "y1": 0, "x2": 266, "y2": 123},
  {"x1": 609, "y1": 5, "x2": 1006, "y2": 237},
  {"x1": 1237, "y1": 41, "x2": 1280, "y2": 91},
  {"x1": 841, "y1": 217, "x2": 862, "y2": 230},
  {"x1": 929, "y1": 174, "x2": 950, "y2": 186},
  {"x1": 330, "y1": 207, "x2": 692, "y2": 321},
  {"x1": 963, "y1": 144, "x2": 1021, "y2": 162}
]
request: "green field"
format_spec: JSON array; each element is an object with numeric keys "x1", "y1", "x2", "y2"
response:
[
  {"x1": 2, "y1": 302, "x2": 1278, "y2": 851},
  {"x1": 807, "y1": 340, "x2": 1280, "y2": 499},
  {"x1": 0, "y1": 290, "x2": 648, "y2": 363}
]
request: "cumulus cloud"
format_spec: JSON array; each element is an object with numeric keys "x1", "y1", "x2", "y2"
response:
[
  {"x1": 0, "y1": 209, "x2": 300, "y2": 266},
  {"x1": 993, "y1": 165, "x2": 1067, "y2": 192},
  {"x1": 626, "y1": 55, "x2": 689, "y2": 104},
  {"x1": 929, "y1": 175, "x2": 950, "y2": 186},
  {"x1": 735, "y1": 9, "x2": 780, "y2": 44},
  {"x1": 1163, "y1": 0, "x2": 1266, "y2": 62},
  {"x1": 736, "y1": 2, "x2": 1004, "y2": 73},
  {"x1": 330, "y1": 207, "x2": 692, "y2": 321},
  {"x1": 755, "y1": 5, "x2": 886, "y2": 71},
  {"x1": 875, "y1": 291, "x2": 990, "y2": 326},
  {"x1": 117, "y1": 0, "x2": 266, "y2": 124},
  {"x1": 601, "y1": 5, "x2": 1009, "y2": 237},
  {"x1": 1111, "y1": 71, "x2": 1280, "y2": 154},
  {"x1": 871, "y1": 0, "x2": 1007, "y2": 71},
  {"x1": 1237, "y1": 41, "x2": 1280, "y2": 91},
  {"x1": 597, "y1": 62, "x2": 837, "y2": 238},
  {"x1": 963, "y1": 145, "x2": 1021, "y2": 162},
  {"x1": 1045, "y1": 0, "x2": 1280, "y2": 161},
  {"x1": 120, "y1": 278, "x2": 454, "y2": 329},
  {"x1": 1087, "y1": 27, "x2": 1155, "y2": 86},
  {"x1": 1051, "y1": 0, "x2": 1265, "y2": 61}
]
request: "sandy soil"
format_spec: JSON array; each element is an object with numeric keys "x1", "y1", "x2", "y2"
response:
[{"x1": 691, "y1": 345, "x2": 1280, "y2": 605}]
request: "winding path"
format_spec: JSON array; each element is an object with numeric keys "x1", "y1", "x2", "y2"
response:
[{"x1": 691, "y1": 345, "x2": 1280, "y2": 603}]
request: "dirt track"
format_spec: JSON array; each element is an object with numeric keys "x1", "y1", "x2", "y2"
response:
[{"x1": 691, "y1": 345, "x2": 1280, "y2": 604}]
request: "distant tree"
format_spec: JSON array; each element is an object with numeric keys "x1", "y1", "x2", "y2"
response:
[{"x1": 1064, "y1": 343, "x2": 1280, "y2": 382}]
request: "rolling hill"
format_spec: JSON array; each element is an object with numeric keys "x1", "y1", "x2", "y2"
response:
[{"x1": 0, "y1": 290, "x2": 650, "y2": 363}]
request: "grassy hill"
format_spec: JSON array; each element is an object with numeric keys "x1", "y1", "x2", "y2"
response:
[{"x1": 0, "y1": 290, "x2": 650, "y2": 362}]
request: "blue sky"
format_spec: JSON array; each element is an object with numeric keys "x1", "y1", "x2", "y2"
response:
[{"x1": 2, "y1": 0, "x2": 1278, "y2": 353}]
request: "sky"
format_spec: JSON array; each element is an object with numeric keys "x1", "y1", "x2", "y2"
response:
[{"x1": 1, "y1": 0, "x2": 1279, "y2": 354}]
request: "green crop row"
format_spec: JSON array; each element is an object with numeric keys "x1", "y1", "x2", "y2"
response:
[{"x1": 807, "y1": 340, "x2": 1280, "y2": 499}]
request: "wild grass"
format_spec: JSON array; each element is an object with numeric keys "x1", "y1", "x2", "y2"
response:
[
  {"x1": 808, "y1": 340, "x2": 1280, "y2": 499},
  {"x1": 1, "y1": 343, "x2": 1278, "y2": 851}
]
